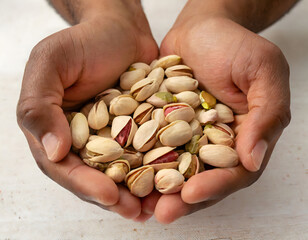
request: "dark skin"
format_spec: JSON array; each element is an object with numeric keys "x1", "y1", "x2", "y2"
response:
[{"x1": 17, "y1": 0, "x2": 297, "y2": 223}]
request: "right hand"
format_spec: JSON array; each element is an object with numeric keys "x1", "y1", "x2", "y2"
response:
[{"x1": 17, "y1": 5, "x2": 158, "y2": 220}]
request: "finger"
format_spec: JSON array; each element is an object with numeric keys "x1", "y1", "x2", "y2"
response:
[
  {"x1": 140, "y1": 190, "x2": 161, "y2": 215},
  {"x1": 133, "y1": 212, "x2": 153, "y2": 222}
]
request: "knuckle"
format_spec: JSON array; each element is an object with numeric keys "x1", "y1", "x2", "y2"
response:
[{"x1": 17, "y1": 97, "x2": 41, "y2": 130}]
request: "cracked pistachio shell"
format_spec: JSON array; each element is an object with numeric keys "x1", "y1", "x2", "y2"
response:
[
  {"x1": 185, "y1": 134, "x2": 208, "y2": 154},
  {"x1": 163, "y1": 103, "x2": 195, "y2": 123},
  {"x1": 83, "y1": 158, "x2": 108, "y2": 172},
  {"x1": 174, "y1": 91, "x2": 201, "y2": 109},
  {"x1": 157, "y1": 120, "x2": 193, "y2": 147},
  {"x1": 204, "y1": 123, "x2": 235, "y2": 147},
  {"x1": 121, "y1": 147, "x2": 143, "y2": 169},
  {"x1": 195, "y1": 108, "x2": 218, "y2": 125},
  {"x1": 189, "y1": 119, "x2": 203, "y2": 136},
  {"x1": 164, "y1": 76, "x2": 198, "y2": 93},
  {"x1": 200, "y1": 91, "x2": 216, "y2": 109},
  {"x1": 152, "y1": 55, "x2": 181, "y2": 69},
  {"x1": 85, "y1": 137, "x2": 124, "y2": 163},
  {"x1": 147, "y1": 67, "x2": 165, "y2": 84},
  {"x1": 88, "y1": 99, "x2": 109, "y2": 130},
  {"x1": 151, "y1": 108, "x2": 168, "y2": 128},
  {"x1": 133, "y1": 120, "x2": 159, "y2": 152},
  {"x1": 109, "y1": 95, "x2": 139, "y2": 116},
  {"x1": 199, "y1": 144, "x2": 239, "y2": 168},
  {"x1": 178, "y1": 152, "x2": 199, "y2": 179},
  {"x1": 104, "y1": 159, "x2": 130, "y2": 183},
  {"x1": 125, "y1": 166, "x2": 154, "y2": 197},
  {"x1": 120, "y1": 68, "x2": 146, "y2": 90},
  {"x1": 70, "y1": 113, "x2": 89, "y2": 149},
  {"x1": 158, "y1": 80, "x2": 169, "y2": 92},
  {"x1": 129, "y1": 62, "x2": 151, "y2": 75},
  {"x1": 130, "y1": 77, "x2": 160, "y2": 101},
  {"x1": 215, "y1": 103, "x2": 234, "y2": 123},
  {"x1": 133, "y1": 103, "x2": 154, "y2": 125},
  {"x1": 111, "y1": 116, "x2": 137, "y2": 148},
  {"x1": 97, "y1": 126, "x2": 112, "y2": 139},
  {"x1": 95, "y1": 89, "x2": 122, "y2": 107},
  {"x1": 80, "y1": 102, "x2": 94, "y2": 118},
  {"x1": 155, "y1": 169, "x2": 184, "y2": 194},
  {"x1": 146, "y1": 92, "x2": 177, "y2": 108},
  {"x1": 165, "y1": 64, "x2": 193, "y2": 78}
]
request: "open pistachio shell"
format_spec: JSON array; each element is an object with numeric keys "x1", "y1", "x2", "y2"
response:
[
  {"x1": 147, "y1": 67, "x2": 165, "y2": 85},
  {"x1": 130, "y1": 77, "x2": 160, "y2": 101},
  {"x1": 157, "y1": 120, "x2": 193, "y2": 147},
  {"x1": 80, "y1": 102, "x2": 94, "y2": 118},
  {"x1": 204, "y1": 123, "x2": 235, "y2": 147},
  {"x1": 185, "y1": 134, "x2": 208, "y2": 154},
  {"x1": 70, "y1": 113, "x2": 89, "y2": 149},
  {"x1": 195, "y1": 108, "x2": 218, "y2": 125},
  {"x1": 129, "y1": 62, "x2": 151, "y2": 75},
  {"x1": 85, "y1": 137, "x2": 124, "y2": 163},
  {"x1": 178, "y1": 152, "x2": 199, "y2": 179},
  {"x1": 120, "y1": 68, "x2": 146, "y2": 90},
  {"x1": 215, "y1": 103, "x2": 234, "y2": 123},
  {"x1": 95, "y1": 89, "x2": 122, "y2": 107},
  {"x1": 199, "y1": 144, "x2": 239, "y2": 168},
  {"x1": 155, "y1": 169, "x2": 184, "y2": 194},
  {"x1": 125, "y1": 166, "x2": 154, "y2": 197},
  {"x1": 165, "y1": 64, "x2": 193, "y2": 78},
  {"x1": 104, "y1": 159, "x2": 130, "y2": 183},
  {"x1": 146, "y1": 92, "x2": 177, "y2": 108},
  {"x1": 133, "y1": 103, "x2": 154, "y2": 125},
  {"x1": 143, "y1": 147, "x2": 176, "y2": 165},
  {"x1": 189, "y1": 119, "x2": 203, "y2": 136},
  {"x1": 163, "y1": 103, "x2": 195, "y2": 123},
  {"x1": 121, "y1": 147, "x2": 143, "y2": 169},
  {"x1": 151, "y1": 108, "x2": 168, "y2": 128},
  {"x1": 109, "y1": 95, "x2": 139, "y2": 116},
  {"x1": 164, "y1": 76, "x2": 198, "y2": 93},
  {"x1": 82, "y1": 158, "x2": 108, "y2": 172},
  {"x1": 152, "y1": 55, "x2": 181, "y2": 69},
  {"x1": 87, "y1": 99, "x2": 109, "y2": 130},
  {"x1": 174, "y1": 91, "x2": 200, "y2": 109},
  {"x1": 200, "y1": 91, "x2": 216, "y2": 109},
  {"x1": 133, "y1": 120, "x2": 159, "y2": 152},
  {"x1": 111, "y1": 116, "x2": 137, "y2": 148}
]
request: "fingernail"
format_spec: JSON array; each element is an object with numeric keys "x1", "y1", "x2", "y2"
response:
[
  {"x1": 142, "y1": 209, "x2": 154, "y2": 215},
  {"x1": 42, "y1": 132, "x2": 59, "y2": 162},
  {"x1": 251, "y1": 140, "x2": 268, "y2": 171}
]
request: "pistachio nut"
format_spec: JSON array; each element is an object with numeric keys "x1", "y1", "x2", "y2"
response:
[
  {"x1": 146, "y1": 92, "x2": 177, "y2": 108},
  {"x1": 147, "y1": 67, "x2": 165, "y2": 83},
  {"x1": 133, "y1": 103, "x2": 154, "y2": 125},
  {"x1": 185, "y1": 134, "x2": 208, "y2": 154},
  {"x1": 130, "y1": 78, "x2": 160, "y2": 101},
  {"x1": 143, "y1": 147, "x2": 179, "y2": 172},
  {"x1": 80, "y1": 102, "x2": 94, "y2": 118},
  {"x1": 133, "y1": 120, "x2": 159, "y2": 152},
  {"x1": 111, "y1": 116, "x2": 138, "y2": 148},
  {"x1": 203, "y1": 123, "x2": 235, "y2": 147},
  {"x1": 157, "y1": 120, "x2": 193, "y2": 147},
  {"x1": 165, "y1": 64, "x2": 193, "y2": 78},
  {"x1": 85, "y1": 137, "x2": 124, "y2": 163},
  {"x1": 121, "y1": 147, "x2": 143, "y2": 169},
  {"x1": 199, "y1": 144, "x2": 239, "y2": 168},
  {"x1": 164, "y1": 76, "x2": 198, "y2": 93},
  {"x1": 125, "y1": 166, "x2": 154, "y2": 197},
  {"x1": 88, "y1": 99, "x2": 109, "y2": 130},
  {"x1": 155, "y1": 169, "x2": 184, "y2": 194},
  {"x1": 83, "y1": 158, "x2": 108, "y2": 172},
  {"x1": 158, "y1": 80, "x2": 169, "y2": 92},
  {"x1": 151, "y1": 108, "x2": 168, "y2": 128},
  {"x1": 104, "y1": 159, "x2": 130, "y2": 183},
  {"x1": 120, "y1": 68, "x2": 146, "y2": 90},
  {"x1": 174, "y1": 91, "x2": 200, "y2": 109},
  {"x1": 189, "y1": 119, "x2": 203, "y2": 136},
  {"x1": 215, "y1": 103, "x2": 234, "y2": 123},
  {"x1": 70, "y1": 113, "x2": 89, "y2": 149},
  {"x1": 195, "y1": 108, "x2": 218, "y2": 125},
  {"x1": 95, "y1": 89, "x2": 122, "y2": 107},
  {"x1": 129, "y1": 62, "x2": 151, "y2": 75},
  {"x1": 163, "y1": 103, "x2": 195, "y2": 123},
  {"x1": 109, "y1": 95, "x2": 139, "y2": 116},
  {"x1": 152, "y1": 55, "x2": 181, "y2": 69},
  {"x1": 178, "y1": 152, "x2": 199, "y2": 179},
  {"x1": 200, "y1": 91, "x2": 216, "y2": 109},
  {"x1": 97, "y1": 126, "x2": 112, "y2": 139}
]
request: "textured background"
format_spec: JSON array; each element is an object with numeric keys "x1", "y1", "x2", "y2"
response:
[{"x1": 0, "y1": 0, "x2": 307, "y2": 239}]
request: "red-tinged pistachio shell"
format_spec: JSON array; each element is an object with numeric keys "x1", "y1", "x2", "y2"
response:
[
  {"x1": 151, "y1": 108, "x2": 168, "y2": 128},
  {"x1": 195, "y1": 108, "x2": 218, "y2": 125},
  {"x1": 104, "y1": 159, "x2": 130, "y2": 183},
  {"x1": 133, "y1": 120, "x2": 159, "y2": 152},
  {"x1": 129, "y1": 62, "x2": 151, "y2": 75},
  {"x1": 178, "y1": 152, "x2": 199, "y2": 179},
  {"x1": 174, "y1": 91, "x2": 200, "y2": 109},
  {"x1": 125, "y1": 166, "x2": 154, "y2": 197},
  {"x1": 133, "y1": 103, "x2": 154, "y2": 125},
  {"x1": 120, "y1": 68, "x2": 146, "y2": 90},
  {"x1": 200, "y1": 91, "x2": 216, "y2": 109},
  {"x1": 164, "y1": 76, "x2": 198, "y2": 93},
  {"x1": 121, "y1": 147, "x2": 143, "y2": 169},
  {"x1": 88, "y1": 99, "x2": 109, "y2": 130},
  {"x1": 80, "y1": 102, "x2": 94, "y2": 118},
  {"x1": 97, "y1": 126, "x2": 112, "y2": 139},
  {"x1": 146, "y1": 92, "x2": 177, "y2": 108},
  {"x1": 204, "y1": 123, "x2": 234, "y2": 147},
  {"x1": 215, "y1": 103, "x2": 234, "y2": 123},
  {"x1": 111, "y1": 116, "x2": 137, "y2": 148},
  {"x1": 189, "y1": 119, "x2": 203, "y2": 136},
  {"x1": 157, "y1": 120, "x2": 193, "y2": 147},
  {"x1": 155, "y1": 169, "x2": 184, "y2": 194},
  {"x1": 95, "y1": 89, "x2": 122, "y2": 106},
  {"x1": 163, "y1": 103, "x2": 195, "y2": 123},
  {"x1": 199, "y1": 144, "x2": 239, "y2": 168},
  {"x1": 109, "y1": 95, "x2": 139, "y2": 116},
  {"x1": 152, "y1": 55, "x2": 182, "y2": 69},
  {"x1": 70, "y1": 113, "x2": 89, "y2": 149},
  {"x1": 143, "y1": 147, "x2": 177, "y2": 165},
  {"x1": 165, "y1": 64, "x2": 193, "y2": 78}
]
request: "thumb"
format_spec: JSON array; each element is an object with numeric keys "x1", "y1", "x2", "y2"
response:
[{"x1": 17, "y1": 44, "x2": 71, "y2": 162}]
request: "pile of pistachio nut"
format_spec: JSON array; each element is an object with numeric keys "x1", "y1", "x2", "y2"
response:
[{"x1": 68, "y1": 55, "x2": 239, "y2": 198}]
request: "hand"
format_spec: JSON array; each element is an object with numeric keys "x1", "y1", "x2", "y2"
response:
[
  {"x1": 17, "y1": 3, "x2": 158, "y2": 220},
  {"x1": 145, "y1": 16, "x2": 291, "y2": 223}
]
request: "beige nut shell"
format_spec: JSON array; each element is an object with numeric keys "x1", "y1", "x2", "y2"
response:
[
  {"x1": 133, "y1": 120, "x2": 159, "y2": 152},
  {"x1": 163, "y1": 103, "x2": 195, "y2": 123}
]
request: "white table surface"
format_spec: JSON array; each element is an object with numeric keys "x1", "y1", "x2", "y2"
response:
[{"x1": 0, "y1": 0, "x2": 307, "y2": 239}]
